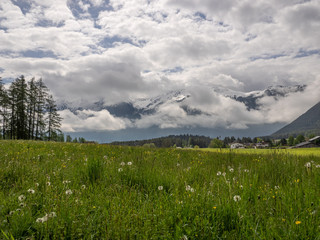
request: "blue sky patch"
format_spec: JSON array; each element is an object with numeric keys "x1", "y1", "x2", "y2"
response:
[
  {"x1": 11, "y1": 0, "x2": 32, "y2": 15},
  {"x1": 21, "y1": 50, "x2": 57, "y2": 58},
  {"x1": 295, "y1": 49, "x2": 320, "y2": 58}
]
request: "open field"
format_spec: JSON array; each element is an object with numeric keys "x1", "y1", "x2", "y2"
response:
[
  {"x1": 197, "y1": 147, "x2": 320, "y2": 157},
  {"x1": 1, "y1": 140, "x2": 320, "y2": 239}
]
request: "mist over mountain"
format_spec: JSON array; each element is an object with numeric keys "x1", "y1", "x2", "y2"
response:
[{"x1": 58, "y1": 84, "x2": 308, "y2": 142}]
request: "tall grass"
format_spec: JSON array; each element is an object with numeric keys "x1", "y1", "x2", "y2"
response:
[{"x1": 0, "y1": 140, "x2": 319, "y2": 239}]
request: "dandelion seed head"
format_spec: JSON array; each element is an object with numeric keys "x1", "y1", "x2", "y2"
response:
[
  {"x1": 118, "y1": 168, "x2": 123, "y2": 172},
  {"x1": 81, "y1": 185, "x2": 86, "y2": 189},
  {"x1": 233, "y1": 195, "x2": 241, "y2": 202},
  {"x1": 305, "y1": 162, "x2": 311, "y2": 168},
  {"x1": 217, "y1": 171, "x2": 221, "y2": 176},
  {"x1": 120, "y1": 162, "x2": 125, "y2": 166},
  {"x1": 27, "y1": 189, "x2": 35, "y2": 194},
  {"x1": 127, "y1": 162, "x2": 132, "y2": 166},
  {"x1": 18, "y1": 195, "x2": 26, "y2": 202},
  {"x1": 158, "y1": 186, "x2": 163, "y2": 191},
  {"x1": 65, "y1": 189, "x2": 73, "y2": 195},
  {"x1": 186, "y1": 185, "x2": 191, "y2": 191},
  {"x1": 229, "y1": 168, "x2": 234, "y2": 172}
]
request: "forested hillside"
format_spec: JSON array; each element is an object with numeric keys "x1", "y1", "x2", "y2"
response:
[{"x1": 0, "y1": 76, "x2": 62, "y2": 141}]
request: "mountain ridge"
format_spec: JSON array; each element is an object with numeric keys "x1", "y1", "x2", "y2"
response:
[{"x1": 271, "y1": 101, "x2": 320, "y2": 138}]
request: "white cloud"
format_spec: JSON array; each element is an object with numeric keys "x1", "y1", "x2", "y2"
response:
[
  {"x1": 59, "y1": 109, "x2": 126, "y2": 132},
  {"x1": 0, "y1": 0, "x2": 319, "y2": 134}
]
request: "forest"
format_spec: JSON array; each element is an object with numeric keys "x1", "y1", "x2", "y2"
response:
[{"x1": 0, "y1": 76, "x2": 62, "y2": 141}]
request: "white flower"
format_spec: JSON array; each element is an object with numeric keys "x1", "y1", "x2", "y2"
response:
[
  {"x1": 305, "y1": 162, "x2": 311, "y2": 168},
  {"x1": 46, "y1": 182, "x2": 51, "y2": 186},
  {"x1": 222, "y1": 172, "x2": 226, "y2": 177},
  {"x1": 20, "y1": 202, "x2": 26, "y2": 207},
  {"x1": 81, "y1": 185, "x2": 86, "y2": 190},
  {"x1": 48, "y1": 212, "x2": 57, "y2": 218},
  {"x1": 274, "y1": 186, "x2": 280, "y2": 190},
  {"x1": 63, "y1": 180, "x2": 71, "y2": 184},
  {"x1": 127, "y1": 162, "x2": 132, "y2": 166},
  {"x1": 177, "y1": 163, "x2": 180, "y2": 167},
  {"x1": 118, "y1": 168, "x2": 123, "y2": 172},
  {"x1": 158, "y1": 186, "x2": 163, "y2": 191},
  {"x1": 244, "y1": 169, "x2": 250, "y2": 173},
  {"x1": 186, "y1": 185, "x2": 191, "y2": 191},
  {"x1": 103, "y1": 155, "x2": 108, "y2": 159},
  {"x1": 36, "y1": 215, "x2": 48, "y2": 223},
  {"x1": 233, "y1": 195, "x2": 241, "y2": 202},
  {"x1": 65, "y1": 189, "x2": 73, "y2": 195},
  {"x1": 217, "y1": 171, "x2": 222, "y2": 176},
  {"x1": 316, "y1": 164, "x2": 320, "y2": 168},
  {"x1": 190, "y1": 188, "x2": 195, "y2": 193},
  {"x1": 35, "y1": 183, "x2": 39, "y2": 187},
  {"x1": 120, "y1": 162, "x2": 125, "y2": 166},
  {"x1": 18, "y1": 195, "x2": 26, "y2": 202},
  {"x1": 229, "y1": 168, "x2": 234, "y2": 172},
  {"x1": 28, "y1": 189, "x2": 35, "y2": 194},
  {"x1": 240, "y1": 185, "x2": 243, "y2": 189}
]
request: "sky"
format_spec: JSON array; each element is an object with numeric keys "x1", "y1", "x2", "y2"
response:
[{"x1": 1, "y1": 0, "x2": 320, "y2": 138}]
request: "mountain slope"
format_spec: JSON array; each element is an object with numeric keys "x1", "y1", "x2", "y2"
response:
[{"x1": 271, "y1": 101, "x2": 320, "y2": 138}]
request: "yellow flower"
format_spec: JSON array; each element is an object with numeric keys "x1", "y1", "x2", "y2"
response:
[
  {"x1": 295, "y1": 221, "x2": 301, "y2": 225},
  {"x1": 213, "y1": 206, "x2": 217, "y2": 209},
  {"x1": 282, "y1": 218, "x2": 286, "y2": 222}
]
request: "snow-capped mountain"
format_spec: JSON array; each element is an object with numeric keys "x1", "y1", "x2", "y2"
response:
[{"x1": 58, "y1": 85, "x2": 307, "y2": 119}]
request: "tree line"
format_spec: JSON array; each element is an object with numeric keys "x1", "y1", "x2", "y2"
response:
[{"x1": 0, "y1": 76, "x2": 62, "y2": 141}]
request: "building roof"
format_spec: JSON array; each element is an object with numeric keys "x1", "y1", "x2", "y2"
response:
[{"x1": 309, "y1": 136, "x2": 320, "y2": 142}]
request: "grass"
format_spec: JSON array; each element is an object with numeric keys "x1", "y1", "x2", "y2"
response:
[
  {"x1": 198, "y1": 147, "x2": 320, "y2": 156},
  {"x1": 0, "y1": 140, "x2": 320, "y2": 239}
]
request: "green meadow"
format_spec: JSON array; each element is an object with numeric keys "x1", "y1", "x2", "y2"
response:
[{"x1": 1, "y1": 141, "x2": 320, "y2": 239}]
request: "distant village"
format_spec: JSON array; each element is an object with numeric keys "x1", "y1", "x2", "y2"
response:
[{"x1": 229, "y1": 135, "x2": 320, "y2": 149}]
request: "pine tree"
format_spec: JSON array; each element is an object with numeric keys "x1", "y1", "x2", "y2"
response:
[
  {"x1": 46, "y1": 94, "x2": 62, "y2": 141},
  {"x1": 0, "y1": 78, "x2": 10, "y2": 139}
]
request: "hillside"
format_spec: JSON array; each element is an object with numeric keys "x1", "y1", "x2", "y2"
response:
[{"x1": 271, "y1": 101, "x2": 320, "y2": 138}]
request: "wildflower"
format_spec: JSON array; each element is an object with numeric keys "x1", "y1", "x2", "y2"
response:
[
  {"x1": 177, "y1": 163, "x2": 180, "y2": 167},
  {"x1": 127, "y1": 162, "x2": 132, "y2": 166},
  {"x1": 222, "y1": 172, "x2": 226, "y2": 177},
  {"x1": 229, "y1": 168, "x2": 234, "y2": 172},
  {"x1": 315, "y1": 164, "x2": 320, "y2": 168},
  {"x1": 282, "y1": 218, "x2": 286, "y2": 222},
  {"x1": 190, "y1": 188, "x2": 195, "y2": 193},
  {"x1": 27, "y1": 188, "x2": 35, "y2": 194},
  {"x1": 158, "y1": 186, "x2": 163, "y2": 191},
  {"x1": 18, "y1": 195, "x2": 26, "y2": 202},
  {"x1": 35, "y1": 183, "x2": 39, "y2": 187},
  {"x1": 48, "y1": 212, "x2": 57, "y2": 218},
  {"x1": 36, "y1": 215, "x2": 48, "y2": 223},
  {"x1": 103, "y1": 155, "x2": 108, "y2": 159},
  {"x1": 304, "y1": 162, "x2": 311, "y2": 168},
  {"x1": 274, "y1": 186, "x2": 280, "y2": 190},
  {"x1": 9, "y1": 211, "x2": 15, "y2": 216},
  {"x1": 46, "y1": 182, "x2": 51, "y2": 186},
  {"x1": 217, "y1": 171, "x2": 221, "y2": 176},
  {"x1": 295, "y1": 220, "x2": 301, "y2": 225},
  {"x1": 233, "y1": 195, "x2": 241, "y2": 202},
  {"x1": 240, "y1": 185, "x2": 243, "y2": 189},
  {"x1": 20, "y1": 202, "x2": 26, "y2": 207},
  {"x1": 244, "y1": 169, "x2": 249, "y2": 173},
  {"x1": 120, "y1": 162, "x2": 125, "y2": 166},
  {"x1": 65, "y1": 189, "x2": 73, "y2": 195},
  {"x1": 81, "y1": 185, "x2": 86, "y2": 190},
  {"x1": 186, "y1": 185, "x2": 191, "y2": 191},
  {"x1": 63, "y1": 180, "x2": 71, "y2": 184},
  {"x1": 118, "y1": 168, "x2": 123, "y2": 172},
  {"x1": 213, "y1": 206, "x2": 217, "y2": 209}
]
